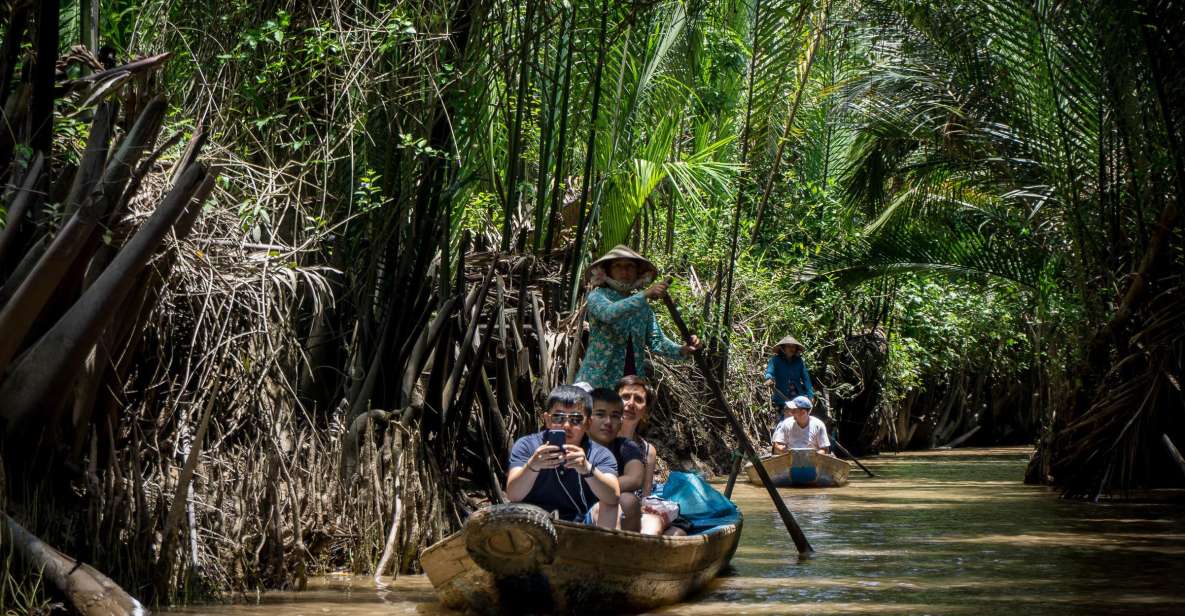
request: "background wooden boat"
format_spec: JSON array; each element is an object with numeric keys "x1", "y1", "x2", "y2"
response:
[
  {"x1": 420, "y1": 505, "x2": 742, "y2": 614},
  {"x1": 744, "y1": 449, "x2": 852, "y2": 487}
]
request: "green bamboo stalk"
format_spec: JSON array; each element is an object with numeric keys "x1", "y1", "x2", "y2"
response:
[
  {"x1": 564, "y1": 0, "x2": 611, "y2": 309},
  {"x1": 502, "y1": 0, "x2": 538, "y2": 251},
  {"x1": 750, "y1": 14, "x2": 826, "y2": 242},
  {"x1": 533, "y1": 7, "x2": 565, "y2": 251},
  {"x1": 718, "y1": 0, "x2": 766, "y2": 377},
  {"x1": 543, "y1": 6, "x2": 576, "y2": 255}
]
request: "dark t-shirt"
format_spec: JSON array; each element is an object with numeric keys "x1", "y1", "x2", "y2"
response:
[
  {"x1": 608, "y1": 437, "x2": 644, "y2": 471},
  {"x1": 508, "y1": 432, "x2": 618, "y2": 522}
]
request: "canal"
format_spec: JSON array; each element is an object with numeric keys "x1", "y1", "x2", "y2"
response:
[{"x1": 160, "y1": 447, "x2": 1185, "y2": 615}]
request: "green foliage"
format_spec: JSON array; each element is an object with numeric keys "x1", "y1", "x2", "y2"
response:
[
  {"x1": 101, "y1": 0, "x2": 1175, "y2": 491},
  {"x1": 1, "y1": 547, "x2": 61, "y2": 616}
]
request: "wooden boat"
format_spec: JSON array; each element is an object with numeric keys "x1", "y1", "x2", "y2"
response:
[
  {"x1": 420, "y1": 503, "x2": 742, "y2": 614},
  {"x1": 744, "y1": 448, "x2": 852, "y2": 487}
]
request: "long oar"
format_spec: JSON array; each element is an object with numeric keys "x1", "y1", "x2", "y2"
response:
[
  {"x1": 723, "y1": 451, "x2": 743, "y2": 499},
  {"x1": 830, "y1": 439, "x2": 876, "y2": 478},
  {"x1": 661, "y1": 293, "x2": 813, "y2": 554},
  {"x1": 769, "y1": 383, "x2": 875, "y2": 478}
]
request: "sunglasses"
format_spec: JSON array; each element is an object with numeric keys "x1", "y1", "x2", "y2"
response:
[{"x1": 547, "y1": 412, "x2": 586, "y2": 426}]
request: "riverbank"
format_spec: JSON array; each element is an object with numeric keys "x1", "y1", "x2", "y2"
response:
[{"x1": 159, "y1": 447, "x2": 1185, "y2": 615}]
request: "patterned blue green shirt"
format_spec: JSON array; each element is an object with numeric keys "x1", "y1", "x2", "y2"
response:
[{"x1": 573, "y1": 287, "x2": 684, "y2": 389}]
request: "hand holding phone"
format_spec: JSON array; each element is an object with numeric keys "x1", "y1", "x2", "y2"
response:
[
  {"x1": 528, "y1": 433, "x2": 565, "y2": 472},
  {"x1": 562, "y1": 444, "x2": 591, "y2": 475}
]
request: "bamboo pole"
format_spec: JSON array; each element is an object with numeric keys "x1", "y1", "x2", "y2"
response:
[{"x1": 660, "y1": 293, "x2": 813, "y2": 554}]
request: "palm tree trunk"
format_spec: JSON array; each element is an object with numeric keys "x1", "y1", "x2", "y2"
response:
[
  {"x1": 29, "y1": 0, "x2": 58, "y2": 156},
  {"x1": 0, "y1": 164, "x2": 214, "y2": 430}
]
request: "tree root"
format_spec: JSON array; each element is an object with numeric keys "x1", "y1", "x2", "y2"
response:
[{"x1": 1, "y1": 512, "x2": 146, "y2": 616}]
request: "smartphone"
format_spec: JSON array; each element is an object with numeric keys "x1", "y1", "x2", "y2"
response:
[{"x1": 545, "y1": 429, "x2": 566, "y2": 450}]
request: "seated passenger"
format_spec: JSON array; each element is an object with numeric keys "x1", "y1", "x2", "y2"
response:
[
  {"x1": 586, "y1": 388, "x2": 646, "y2": 531},
  {"x1": 771, "y1": 396, "x2": 830, "y2": 455},
  {"x1": 506, "y1": 385, "x2": 620, "y2": 528},
  {"x1": 617, "y1": 375, "x2": 687, "y2": 536}
]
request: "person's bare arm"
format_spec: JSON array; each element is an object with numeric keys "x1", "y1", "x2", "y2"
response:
[
  {"x1": 618, "y1": 459, "x2": 646, "y2": 493},
  {"x1": 506, "y1": 444, "x2": 561, "y2": 501},
  {"x1": 640, "y1": 445, "x2": 657, "y2": 496},
  {"x1": 563, "y1": 445, "x2": 619, "y2": 505},
  {"x1": 771, "y1": 424, "x2": 788, "y2": 455}
]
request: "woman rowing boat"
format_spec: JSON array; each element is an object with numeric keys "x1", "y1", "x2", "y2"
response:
[{"x1": 574, "y1": 245, "x2": 700, "y2": 389}]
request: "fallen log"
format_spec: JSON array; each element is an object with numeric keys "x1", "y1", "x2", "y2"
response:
[{"x1": 1, "y1": 512, "x2": 147, "y2": 616}]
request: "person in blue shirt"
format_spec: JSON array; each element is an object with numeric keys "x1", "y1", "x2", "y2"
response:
[
  {"x1": 763, "y1": 335, "x2": 815, "y2": 426},
  {"x1": 506, "y1": 385, "x2": 620, "y2": 527}
]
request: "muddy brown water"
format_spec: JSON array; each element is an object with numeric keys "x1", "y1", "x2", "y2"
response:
[{"x1": 160, "y1": 447, "x2": 1185, "y2": 615}]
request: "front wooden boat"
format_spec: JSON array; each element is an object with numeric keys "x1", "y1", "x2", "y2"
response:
[
  {"x1": 744, "y1": 449, "x2": 852, "y2": 487},
  {"x1": 420, "y1": 505, "x2": 742, "y2": 614}
]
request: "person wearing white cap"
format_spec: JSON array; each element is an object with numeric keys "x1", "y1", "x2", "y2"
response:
[{"x1": 771, "y1": 396, "x2": 830, "y2": 455}]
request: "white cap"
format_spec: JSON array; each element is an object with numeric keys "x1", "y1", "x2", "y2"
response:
[
  {"x1": 573, "y1": 381, "x2": 594, "y2": 393},
  {"x1": 786, "y1": 396, "x2": 813, "y2": 410}
]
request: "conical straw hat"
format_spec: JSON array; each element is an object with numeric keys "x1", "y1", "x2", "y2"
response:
[
  {"x1": 772, "y1": 335, "x2": 805, "y2": 354},
  {"x1": 586, "y1": 245, "x2": 658, "y2": 280}
]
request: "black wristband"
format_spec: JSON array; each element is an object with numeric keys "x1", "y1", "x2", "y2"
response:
[{"x1": 579, "y1": 466, "x2": 595, "y2": 478}]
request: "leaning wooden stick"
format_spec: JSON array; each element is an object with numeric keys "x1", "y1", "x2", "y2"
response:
[
  {"x1": 830, "y1": 439, "x2": 876, "y2": 478},
  {"x1": 660, "y1": 292, "x2": 813, "y2": 554},
  {"x1": 723, "y1": 452, "x2": 744, "y2": 498},
  {"x1": 769, "y1": 382, "x2": 875, "y2": 478}
]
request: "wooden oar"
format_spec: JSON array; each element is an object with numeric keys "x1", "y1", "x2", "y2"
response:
[
  {"x1": 768, "y1": 382, "x2": 875, "y2": 478},
  {"x1": 723, "y1": 451, "x2": 743, "y2": 498},
  {"x1": 660, "y1": 293, "x2": 813, "y2": 554},
  {"x1": 830, "y1": 439, "x2": 876, "y2": 478}
]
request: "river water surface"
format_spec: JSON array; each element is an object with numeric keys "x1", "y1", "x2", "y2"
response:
[{"x1": 161, "y1": 447, "x2": 1185, "y2": 615}]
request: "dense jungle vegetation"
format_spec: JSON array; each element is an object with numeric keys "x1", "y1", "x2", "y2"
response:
[{"x1": 0, "y1": 0, "x2": 1182, "y2": 612}]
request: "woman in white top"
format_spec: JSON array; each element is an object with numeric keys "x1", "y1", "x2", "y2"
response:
[{"x1": 771, "y1": 396, "x2": 830, "y2": 454}]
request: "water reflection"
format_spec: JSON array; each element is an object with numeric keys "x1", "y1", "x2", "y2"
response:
[{"x1": 160, "y1": 448, "x2": 1185, "y2": 615}]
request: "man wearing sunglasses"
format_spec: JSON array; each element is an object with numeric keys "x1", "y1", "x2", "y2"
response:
[{"x1": 506, "y1": 385, "x2": 621, "y2": 527}]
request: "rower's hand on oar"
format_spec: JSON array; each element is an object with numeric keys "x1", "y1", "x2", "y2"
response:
[
  {"x1": 644, "y1": 279, "x2": 670, "y2": 300},
  {"x1": 527, "y1": 444, "x2": 564, "y2": 472},
  {"x1": 680, "y1": 334, "x2": 702, "y2": 357}
]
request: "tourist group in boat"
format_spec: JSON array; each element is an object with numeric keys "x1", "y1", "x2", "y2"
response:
[
  {"x1": 504, "y1": 244, "x2": 827, "y2": 532},
  {"x1": 421, "y1": 245, "x2": 848, "y2": 614}
]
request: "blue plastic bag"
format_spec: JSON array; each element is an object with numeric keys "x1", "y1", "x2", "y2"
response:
[{"x1": 655, "y1": 471, "x2": 740, "y2": 534}]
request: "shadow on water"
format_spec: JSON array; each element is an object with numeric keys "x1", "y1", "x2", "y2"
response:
[{"x1": 160, "y1": 448, "x2": 1185, "y2": 615}]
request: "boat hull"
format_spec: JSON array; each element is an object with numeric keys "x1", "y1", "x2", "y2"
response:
[
  {"x1": 745, "y1": 449, "x2": 851, "y2": 487},
  {"x1": 421, "y1": 513, "x2": 742, "y2": 614}
]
